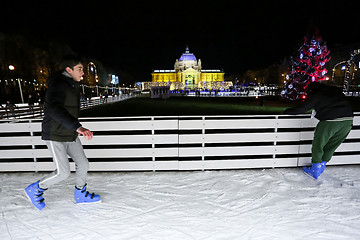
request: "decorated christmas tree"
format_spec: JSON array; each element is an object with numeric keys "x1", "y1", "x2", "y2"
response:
[{"x1": 281, "y1": 33, "x2": 331, "y2": 100}]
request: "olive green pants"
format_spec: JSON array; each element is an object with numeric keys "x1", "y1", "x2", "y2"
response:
[{"x1": 311, "y1": 120, "x2": 353, "y2": 163}]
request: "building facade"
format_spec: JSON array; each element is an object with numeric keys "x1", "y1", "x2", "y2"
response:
[{"x1": 149, "y1": 46, "x2": 230, "y2": 90}]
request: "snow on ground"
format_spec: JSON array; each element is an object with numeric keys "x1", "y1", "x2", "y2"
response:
[{"x1": 1, "y1": 166, "x2": 360, "y2": 240}]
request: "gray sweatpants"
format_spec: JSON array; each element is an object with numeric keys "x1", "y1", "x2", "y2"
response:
[{"x1": 39, "y1": 137, "x2": 89, "y2": 189}]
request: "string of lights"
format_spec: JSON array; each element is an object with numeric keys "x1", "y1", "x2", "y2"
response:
[{"x1": 281, "y1": 33, "x2": 331, "y2": 100}]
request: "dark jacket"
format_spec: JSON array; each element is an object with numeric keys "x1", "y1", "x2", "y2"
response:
[
  {"x1": 41, "y1": 71, "x2": 82, "y2": 142},
  {"x1": 284, "y1": 82, "x2": 353, "y2": 121}
]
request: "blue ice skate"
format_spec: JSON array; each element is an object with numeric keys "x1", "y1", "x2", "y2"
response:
[
  {"x1": 24, "y1": 181, "x2": 46, "y2": 210},
  {"x1": 320, "y1": 161, "x2": 327, "y2": 174},
  {"x1": 303, "y1": 163, "x2": 323, "y2": 179},
  {"x1": 74, "y1": 184, "x2": 101, "y2": 204}
]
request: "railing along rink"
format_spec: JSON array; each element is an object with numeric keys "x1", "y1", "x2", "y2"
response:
[
  {"x1": 0, "y1": 94, "x2": 132, "y2": 120},
  {"x1": 0, "y1": 114, "x2": 360, "y2": 172}
]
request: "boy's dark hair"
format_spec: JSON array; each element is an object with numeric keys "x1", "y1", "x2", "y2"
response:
[
  {"x1": 59, "y1": 55, "x2": 83, "y2": 70},
  {"x1": 307, "y1": 81, "x2": 343, "y2": 96},
  {"x1": 307, "y1": 81, "x2": 322, "y2": 92}
]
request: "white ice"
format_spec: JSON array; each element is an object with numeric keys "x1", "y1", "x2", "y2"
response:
[{"x1": 1, "y1": 166, "x2": 360, "y2": 240}]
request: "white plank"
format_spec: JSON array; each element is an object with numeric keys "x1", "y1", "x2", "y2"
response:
[
  {"x1": 0, "y1": 135, "x2": 46, "y2": 146},
  {"x1": 299, "y1": 145, "x2": 312, "y2": 154},
  {"x1": 178, "y1": 161, "x2": 204, "y2": 171},
  {"x1": 34, "y1": 149, "x2": 52, "y2": 158},
  {"x1": 204, "y1": 146, "x2": 276, "y2": 156},
  {"x1": 83, "y1": 119, "x2": 178, "y2": 131},
  {"x1": 179, "y1": 120, "x2": 203, "y2": 130},
  {"x1": 299, "y1": 142, "x2": 360, "y2": 154},
  {"x1": 276, "y1": 132, "x2": 302, "y2": 141},
  {"x1": 204, "y1": 119, "x2": 278, "y2": 129},
  {"x1": 0, "y1": 149, "x2": 35, "y2": 159},
  {"x1": 299, "y1": 131, "x2": 314, "y2": 141},
  {"x1": 275, "y1": 145, "x2": 302, "y2": 154},
  {"x1": 152, "y1": 120, "x2": 178, "y2": 130},
  {"x1": 29, "y1": 122, "x2": 42, "y2": 132},
  {"x1": 0, "y1": 122, "x2": 31, "y2": 133},
  {"x1": 82, "y1": 135, "x2": 153, "y2": 145},
  {"x1": 83, "y1": 121, "x2": 153, "y2": 131},
  {"x1": 153, "y1": 161, "x2": 179, "y2": 171},
  {"x1": 0, "y1": 162, "x2": 37, "y2": 172},
  {"x1": 88, "y1": 161, "x2": 154, "y2": 171},
  {"x1": 277, "y1": 118, "x2": 318, "y2": 128},
  {"x1": 180, "y1": 132, "x2": 303, "y2": 144},
  {"x1": 352, "y1": 117, "x2": 360, "y2": 125},
  {"x1": 347, "y1": 129, "x2": 360, "y2": 138},
  {"x1": 300, "y1": 129, "x2": 358, "y2": 141},
  {"x1": 297, "y1": 157, "x2": 312, "y2": 166},
  {"x1": 154, "y1": 148, "x2": 178, "y2": 157},
  {"x1": 179, "y1": 135, "x2": 203, "y2": 144},
  {"x1": 23, "y1": 161, "x2": 156, "y2": 172},
  {"x1": 0, "y1": 136, "x2": 34, "y2": 146},
  {"x1": 85, "y1": 149, "x2": 153, "y2": 158},
  {"x1": 328, "y1": 155, "x2": 360, "y2": 165},
  {"x1": 179, "y1": 147, "x2": 203, "y2": 157},
  {"x1": 336, "y1": 142, "x2": 360, "y2": 152},
  {"x1": 30, "y1": 136, "x2": 46, "y2": 145},
  {"x1": 82, "y1": 134, "x2": 179, "y2": 145},
  {"x1": 153, "y1": 135, "x2": 178, "y2": 144},
  {"x1": 205, "y1": 133, "x2": 277, "y2": 143}
]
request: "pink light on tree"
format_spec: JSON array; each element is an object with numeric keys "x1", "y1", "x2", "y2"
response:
[{"x1": 281, "y1": 32, "x2": 331, "y2": 100}]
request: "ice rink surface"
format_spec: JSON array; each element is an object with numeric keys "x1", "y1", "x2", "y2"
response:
[{"x1": 1, "y1": 166, "x2": 360, "y2": 240}]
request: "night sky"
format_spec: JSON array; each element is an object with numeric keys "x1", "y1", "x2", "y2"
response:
[{"x1": 2, "y1": 0, "x2": 360, "y2": 82}]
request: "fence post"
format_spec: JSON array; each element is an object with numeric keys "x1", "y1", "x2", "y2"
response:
[
  {"x1": 297, "y1": 116, "x2": 307, "y2": 167},
  {"x1": 202, "y1": 116, "x2": 206, "y2": 171},
  {"x1": 273, "y1": 115, "x2": 278, "y2": 168},
  {"x1": 29, "y1": 119, "x2": 38, "y2": 172},
  {"x1": 177, "y1": 117, "x2": 180, "y2": 170},
  {"x1": 151, "y1": 117, "x2": 156, "y2": 172}
]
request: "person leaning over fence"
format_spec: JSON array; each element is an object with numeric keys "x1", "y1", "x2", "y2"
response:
[
  {"x1": 283, "y1": 82, "x2": 353, "y2": 179},
  {"x1": 25, "y1": 56, "x2": 101, "y2": 210}
]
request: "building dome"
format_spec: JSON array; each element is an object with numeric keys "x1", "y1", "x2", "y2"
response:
[
  {"x1": 179, "y1": 46, "x2": 197, "y2": 62},
  {"x1": 176, "y1": 46, "x2": 199, "y2": 71}
]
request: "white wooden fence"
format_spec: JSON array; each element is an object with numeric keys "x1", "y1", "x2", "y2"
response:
[{"x1": 1, "y1": 114, "x2": 360, "y2": 172}]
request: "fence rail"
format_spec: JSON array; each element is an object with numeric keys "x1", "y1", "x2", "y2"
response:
[
  {"x1": 1, "y1": 114, "x2": 360, "y2": 172},
  {"x1": 0, "y1": 95, "x2": 131, "y2": 120}
]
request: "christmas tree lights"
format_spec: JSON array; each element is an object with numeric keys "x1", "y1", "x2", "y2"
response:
[{"x1": 281, "y1": 33, "x2": 331, "y2": 100}]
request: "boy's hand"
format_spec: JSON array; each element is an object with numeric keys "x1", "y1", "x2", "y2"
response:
[{"x1": 77, "y1": 127, "x2": 93, "y2": 140}]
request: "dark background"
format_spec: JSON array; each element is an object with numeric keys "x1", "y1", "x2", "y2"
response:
[{"x1": 2, "y1": 0, "x2": 359, "y2": 82}]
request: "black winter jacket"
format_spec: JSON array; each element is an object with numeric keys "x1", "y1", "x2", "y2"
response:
[
  {"x1": 284, "y1": 82, "x2": 353, "y2": 121},
  {"x1": 41, "y1": 71, "x2": 82, "y2": 142}
]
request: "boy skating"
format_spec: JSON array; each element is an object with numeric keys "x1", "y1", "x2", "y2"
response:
[
  {"x1": 25, "y1": 57, "x2": 100, "y2": 210},
  {"x1": 284, "y1": 82, "x2": 353, "y2": 179}
]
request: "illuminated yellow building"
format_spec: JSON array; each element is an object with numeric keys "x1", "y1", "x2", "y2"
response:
[{"x1": 150, "y1": 46, "x2": 229, "y2": 90}]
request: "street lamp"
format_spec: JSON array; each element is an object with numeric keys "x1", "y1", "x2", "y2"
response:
[{"x1": 9, "y1": 65, "x2": 24, "y2": 104}]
